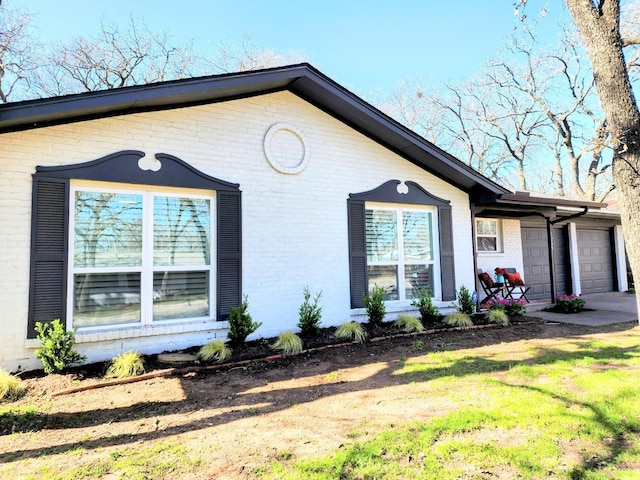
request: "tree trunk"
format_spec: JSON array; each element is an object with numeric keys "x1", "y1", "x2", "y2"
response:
[{"x1": 565, "y1": 0, "x2": 640, "y2": 321}]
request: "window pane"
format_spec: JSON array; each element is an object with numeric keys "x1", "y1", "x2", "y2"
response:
[
  {"x1": 477, "y1": 237, "x2": 497, "y2": 252},
  {"x1": 477, "y1": 220, "x2": 497, "y2": 236},
  {"x1": 403, "y1": 211, "x2": 433, "y2": 260},
  {"x1": 405, "y1": 264, "x2": 433, "y2": 299},
  {"x1": 74, "y1": 192, "x2": 143, "y2": 267},
  {"x1": 366, "y1": 210, "x2": 398, "y2": 261},
  {"x1": 73, "y1": 273, "x2": 141, "y2": 327},
  {"x1": 367, "y1": 265, "x2": 398, "y2": 300},
  {"x1": 154, "y1": 197, "x2": 211, "y2": 266},
  {"x1": 153, "y1": 270, "x2": 209, "y2": 320}
]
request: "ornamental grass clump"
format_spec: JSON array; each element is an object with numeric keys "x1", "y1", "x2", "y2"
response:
[
  {"x1": 335, "y1": 321, "x2": 367, "y2": 344},
  {"x1": 198, "y1": 340, "x2": 232, "y2": 363},
  {"x1": 297, "y1": 286, "x2": 323, "y2": 336},
  {"x1": 486, "y1": 308, "x2": 510, "y2": 326},
  {"x1": 271, "y1": 331, "x2": 303, "y2": 356},
  {"x1": 0, "y1": 369, "x2": 26, "y2": 401},
  {"x1": 555, "y1": 294, "x2": 586, "y2": 313},
  {"x1": 443, "y1": 311, "x2": 473, "y2": 328},
  {"x1": 105, "y1": 351, "x2": 145, "y2": 379},
  {"x1": 394, "y1": 314, "x2": 424, "y2": 333},
  {"x1": 34, "y1": 319, "x2": 86, "y2": 374}
]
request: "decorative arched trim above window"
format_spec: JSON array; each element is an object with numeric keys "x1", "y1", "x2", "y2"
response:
[
  {"x1": 348, "y1": 180, "x2": 450, "y2": 207},
  {"x1": 347, "y1": 180, "x2": 455, "y2": 308},
  {"x1": 36, "y1": 150, "x2": 240, "y2": 191}
]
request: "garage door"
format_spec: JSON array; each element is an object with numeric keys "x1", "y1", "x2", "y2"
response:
[
  {"x1": 578, "y1": 229, "x2": 614, "y2": 293},
  {"x1": 521, "y1": 227, "x2": 551, "y2": 301}
]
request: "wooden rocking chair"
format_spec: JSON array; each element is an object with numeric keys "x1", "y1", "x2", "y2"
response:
[{"x1": 477, "y1": 269, "x2": 504, "y2": 305}]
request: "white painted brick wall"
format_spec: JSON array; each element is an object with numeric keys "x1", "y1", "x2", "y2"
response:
[
  {"x1": 476, "y1": 218, "x2": 524, "y2": 300},
  {"x1": 0, "y1": 91, "x2": 475, "y2": 372}
]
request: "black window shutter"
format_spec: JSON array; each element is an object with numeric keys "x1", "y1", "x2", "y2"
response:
[
  {"x1": 439, "y1": 205, "x2": 456, "y2": 301},
  {"x1": 217, "y1": 191, "x2": 242, "y2": 320},
  {"x1": 348, "y1": 199, "x2": 367, "y2": 308},
  {"x1": 28, "y1": 177, "x2": 69, "y2": 338}
]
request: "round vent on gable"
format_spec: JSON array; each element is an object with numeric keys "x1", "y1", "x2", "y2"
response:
[{"x1": 263, "y1": 122, "x2": 309, "y2": 175}]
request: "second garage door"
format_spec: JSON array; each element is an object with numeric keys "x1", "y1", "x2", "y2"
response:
[{"x1": 578, "y1": 229, "x2": 614, "y2": 293}]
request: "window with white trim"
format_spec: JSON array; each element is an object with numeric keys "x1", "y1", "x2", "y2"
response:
[
  {"x1": 365, "y1": 205, "x2": 438, "y2": 301},
  {"x1": 69, "y1": 183, "x2": 214, "y2": 328},
  {"x1": 476, "y1": 218, "x2": 501, "y2": 252}
]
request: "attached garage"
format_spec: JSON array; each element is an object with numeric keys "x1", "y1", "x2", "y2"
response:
[
  {"x1": 577, "y1": 228, "x2": 614, "y2": 293},
  {"x1": 521, "y1": 226, "x2": 551, "y2": 301}
]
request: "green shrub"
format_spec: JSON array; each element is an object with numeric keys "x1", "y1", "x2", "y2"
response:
[
  {"x1": 443, "y1": 311, "x2": 473, "y2": 327},
  {"x1": 335, "y1": 321, "x2": 367, "y2": 343},
  {"x1": 105, "y1": 351, "x2": 145, "y2": 379},
  {"x1": 297, "y1": 287, "x2": 323, "y2": 336},
  {"x1": 0, "y1": 369, "x2": 26, "y2": 401},
  {"x1": 363, "y1": 285, "x2": 386, "y2": 328},
  {"x1": 454, "y1": 285, "x2": 475, "y2": 315},
  {"x1": 34, "y1": 319, "x2": 86, "y2": 374},
  {"x1": 227, "y1": 295, "x2": 262, "y2": 345},
  {"x1": 486, "y1": 309, "x2": 510, "y2": 326},
  {"x1": 394, "y1": 314, "x2": 424, "y2": 333},
  {"x1": 198, "y1": 340, "x2": 232, "y2": 363},
  {"x1": 411, "y1": 288, "x2": 440, "y2": 324},
  {"x1": 271, "y1": 331, "x2": 304, "y2": 356}
]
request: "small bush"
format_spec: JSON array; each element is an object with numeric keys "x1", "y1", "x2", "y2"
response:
[
  {"x1": 335, "y1": 321, "x2": 367, "y2": 343},
  {"x1": 411, "y1": 288, "x2": 440, "y2": 324},
  {"x1": 555, "y1": 294, "x2": 585, "y2": 313},
  {"x1": 271, "y1": 331, "x2": 303, "y2": 356},
  {"x1": 227, "y1": 295, "x2": 262, "y2": 345},
  {"x1": 198, "y1": 340, "x2": 232, "y2": 363},
  {"x1": 363, "y1": 285, "x2": 386, "y2": 328},
  {"x1": 443, "y1": 311, "x2": 473, "y2": 327},
  {"x1": 394, "y1": 314, "x2": 424, "y2": 333},
  {"x1": 454, "y1": 285, "x2": 475, "y2": 315},
  {"x1": 486, "y1": 297, "x2": 527, "y2": 317},
  {"x1": 34, "y1": 319, "x2": 86, "y2": 374},
  {"x1": 297, "y1": 287, "x2": 323, "y2": 336},
  {"x1": 486, "y1": 309, "x2": 510, "y2": 326},
  {"x1": 105, "y1": 351, "x2": 145, "y2": 379},
  {"x1": 0, "y1": 369, "x2": 26, "y2": 401}
]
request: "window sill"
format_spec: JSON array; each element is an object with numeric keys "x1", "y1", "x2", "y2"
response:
[{"x1": 24, "y1": 319, "x2": 228, "y2": 349}]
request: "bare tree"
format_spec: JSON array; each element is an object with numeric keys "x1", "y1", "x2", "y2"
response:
[
  {"x1": 557, "y1": 0, "x2": 640, "y2": 317},
  {"x1": 204, "y1": 34, "x2": 306, "y2": 73},
  {"x1": 31, "y1": 17, "x2": 202, "y2": 97},
  {"x1": 0, "y1": 4, "x2": 39, "y2": 102}
]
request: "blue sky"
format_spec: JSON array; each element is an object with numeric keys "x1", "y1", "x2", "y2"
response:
[{"x1": 16, "y1": 0, "x2": 569, "y2": 95}]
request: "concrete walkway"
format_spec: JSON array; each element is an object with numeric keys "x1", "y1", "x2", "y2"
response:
[{"x1": 526, "y1": 291, "x2": 638, "y2": 326}]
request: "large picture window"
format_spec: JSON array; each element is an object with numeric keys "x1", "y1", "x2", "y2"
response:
[
  {"x1": 69, "y1": 184, "x2": 214, "y2": 328},
  {"x1": 365, "y1": 206, "x2": 436, "y2": 301}
]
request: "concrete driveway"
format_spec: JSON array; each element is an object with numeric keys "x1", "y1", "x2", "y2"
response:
[{"x1": 527, "y1": 291, "x2": 638, "y2": 326}]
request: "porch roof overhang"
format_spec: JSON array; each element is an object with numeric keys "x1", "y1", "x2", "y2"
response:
[
  {"x1": 0, "y1": 63, "x2": 508, "y2": 202},
  {"x1": 473, "y1": 191, "x2": 611, "y2": 224}
]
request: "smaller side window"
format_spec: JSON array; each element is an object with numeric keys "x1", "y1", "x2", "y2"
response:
[{"x1": 476, "y1": 219, "x2": 500, "y2": 252}]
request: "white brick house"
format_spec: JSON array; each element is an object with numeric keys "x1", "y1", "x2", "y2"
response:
[{"x1": 0, "y1": 64, "x2": 625, "y2": 372}]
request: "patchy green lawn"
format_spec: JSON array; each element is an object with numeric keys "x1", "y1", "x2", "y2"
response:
[{"x1": 1, "y1": 320, "x2": 639, "y2": 479}]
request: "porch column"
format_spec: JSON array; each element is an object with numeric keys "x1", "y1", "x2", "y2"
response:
[
  {"x1": 567, "y1": 222, "x2": 581, "y2": 295},
  {"x1": 614, "y1": 224, "x2": 629, "y2": 292}
]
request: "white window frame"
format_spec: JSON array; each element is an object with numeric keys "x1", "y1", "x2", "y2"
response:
[
  {"x1": 67, "y1": 181, "x2": 216, "y2": 331},
  {"x1": 476, "y1": 218, "x2": 502, "y2": 253},
  {"x1": 365, "y1": 203, "x2": 440, "y2": 302}
]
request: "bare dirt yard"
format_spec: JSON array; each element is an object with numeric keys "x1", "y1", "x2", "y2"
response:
[{"x1": 2, "y1": 318, "x2": 638, "y2": 479}]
